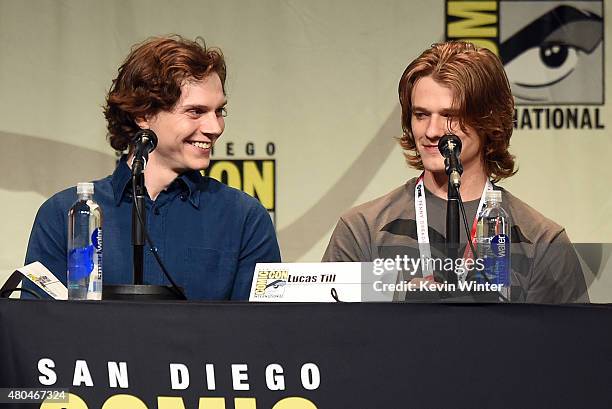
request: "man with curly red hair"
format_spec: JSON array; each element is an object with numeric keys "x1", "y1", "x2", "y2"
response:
[
  {"x1": 323, "y1": 41, "x2": 588, "y2": 303},
  {"x1": 25, "y1": 36, "x2": 281, "y2": 300}
]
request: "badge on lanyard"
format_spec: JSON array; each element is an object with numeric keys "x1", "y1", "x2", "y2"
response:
[{"x1": 414, "y1": 173, "x2": 493, "y2": 280}]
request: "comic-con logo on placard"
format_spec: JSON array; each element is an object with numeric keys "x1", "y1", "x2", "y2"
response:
[
  {"x1": 253, "y1": 270, "x2": 289, "y2": 298},
  {"x1": 206, "y1": 141, "x2": 276, "y2": 223},
  {"x1": 446, "y1": 0, "x2": 604, "y2": 130}
]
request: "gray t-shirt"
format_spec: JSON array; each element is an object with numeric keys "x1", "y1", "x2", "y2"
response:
[{"x1": 322, "y1": 178, "x2": 589, "y2": 303}]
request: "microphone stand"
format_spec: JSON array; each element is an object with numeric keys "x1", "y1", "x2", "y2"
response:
[
  {"x1": 436, "y1": 135, "x2": 503, "y2": 302},
  {"x1": 440, "y1": 135, "x2": 462, "y2": 286},
  {"x1": 131, "y1": 162, "x2": 146, "y2": 285},
  {"x1": 445, "y1": 177, "x2": 460, "y2": 285},
  {"x1": 103, "y1": 135, "x2": 186, "y2": 301}
]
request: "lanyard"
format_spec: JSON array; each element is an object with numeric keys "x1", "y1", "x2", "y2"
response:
[{"x1": 414, "y1": 173, "x2": 492, "y2": 280}]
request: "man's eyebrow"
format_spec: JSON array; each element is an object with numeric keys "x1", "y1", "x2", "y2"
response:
[
  {"x1": 181, "y1": 101, "x2": 228, "y2": 110},
  {"x1": 439, "y1": 108, "x2": 457, "y2": 116},
  {"x1": 500, "y1": 5, "x2": 603, "y2": 65},
  {"x1": 412, "y1": 106, "x2": 456, "y2": 116}
]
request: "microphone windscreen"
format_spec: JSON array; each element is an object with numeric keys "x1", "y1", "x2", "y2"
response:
[
  {"x1": 133, "y1": 129, "x2": 158, "y2": 152},
  {"x1": 438, "y1": 134, "x2": 462, "y2": 158}
]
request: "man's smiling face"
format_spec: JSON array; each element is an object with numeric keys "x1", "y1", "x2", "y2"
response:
[{"x1": 140, "y1": 73, "x2": 227, "y2": 175}]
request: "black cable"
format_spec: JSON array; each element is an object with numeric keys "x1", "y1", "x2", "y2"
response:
[
  {"x1": 331, "y1": 288, "x2": 343, "y2": 302},
  {"x1": 456, "y1": 188, "x2": 480, "y2": 260},
  {"x1": 0, "y1": 287, "x2": 42, "y2": 299},
  {"x1": 132, "y1": 178, "x2": 187, "y2": 300},
  {"x1": 455, "y1": 186, "x2": 510, "y2": 303}
]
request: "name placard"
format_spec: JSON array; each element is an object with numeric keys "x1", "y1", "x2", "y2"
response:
[{"x1": 249, "y1": 262, "x2": 400, "y2": 302}]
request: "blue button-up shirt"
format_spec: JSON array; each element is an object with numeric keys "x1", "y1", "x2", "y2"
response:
[{"x1": 25, "y1": 159, "x2": 281, "y2": 300}]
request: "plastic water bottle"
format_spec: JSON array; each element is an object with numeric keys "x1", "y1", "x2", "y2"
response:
[
  {"x1": 476, "y1": 190, "x2": 511, "y2": 301},
  {"x1": 67, "y1": 182, "x2": 103, "y2": 300}
]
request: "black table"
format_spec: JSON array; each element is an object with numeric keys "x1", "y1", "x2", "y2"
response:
[{"x1": 1, "y1": 299, "x2": 611, "y2": 409}]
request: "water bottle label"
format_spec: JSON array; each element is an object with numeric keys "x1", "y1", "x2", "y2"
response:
[
  {"x1": 491, "y1": 234, "x2": 509, "y2": 258},
  {"x1": 484, "y1": 234, "x2": 511, "y2": 286},
  {"x1": 92, "y1": 228, "x2": 102, "y2": 253},
  {"x1": 88, "y1": 228, "x2": 103, "y2": 298}
]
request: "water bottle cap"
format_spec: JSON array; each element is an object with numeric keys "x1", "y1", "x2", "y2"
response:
[
  {"x1": 77, "y1": 182, "x2": 94, "y2": 196},
  {"x1": 485, "y1": 190, "x2": 502, "y2": 203}
]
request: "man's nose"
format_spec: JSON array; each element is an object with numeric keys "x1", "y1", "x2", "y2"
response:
[
  {"x1": 425, "y1": 115, "x2": 446, "y2": 139},
  {"x1": 199, "y1": 112, "x2": 224, "y2": 136}
]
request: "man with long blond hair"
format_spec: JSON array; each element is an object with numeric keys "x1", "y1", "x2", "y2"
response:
[{"x1": 323, "y1": 41, "x2": 587, "y2": 303}]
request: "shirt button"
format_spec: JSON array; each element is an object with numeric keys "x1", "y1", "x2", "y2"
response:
[
  {"x1": 154, "y1": 207, "x2": 160, "y2": 215},
  {"x1": 180, "y1": 194, "x2": 187, "y2": 201}
]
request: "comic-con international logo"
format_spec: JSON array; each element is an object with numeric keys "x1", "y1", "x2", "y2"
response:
[
  {"x1": 254, "y1": 270, "x2": 289, "y2": 298},
  {"x1": 206, "y1": 141, "x2": 276, "y2": 222},
  {"x1": 445, "y1": 0, "x2": 604, "y2": 130}
]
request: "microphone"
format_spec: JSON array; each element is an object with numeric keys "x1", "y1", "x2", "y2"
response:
[
  {"x1": 122, "y1": 128, "x2": 185, "y2": 299},
  {"x1": 131, "y1": 129, "x2": 158, "y2": 175},
  {"x1": 438, "y1": 134, "x2": 463, "y2": 188},
  {"x1": 438, "y1": 134, "x2": 463, "y2": 281}
]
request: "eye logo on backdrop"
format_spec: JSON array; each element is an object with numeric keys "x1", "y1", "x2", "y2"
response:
[{"x1": 446, "y1": 0, "x2": 604, "y2": 130}]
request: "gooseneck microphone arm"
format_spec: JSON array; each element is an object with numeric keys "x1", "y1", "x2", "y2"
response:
[
  {"x1": 438, "y1": 134, "x2": 463, "y2": 285},
  {"x1": 131, "y1": 130, "x2": 158, "y2": 285},
  {"x1": 446, "y1": 176, "x2": 460, "y2": 281}
]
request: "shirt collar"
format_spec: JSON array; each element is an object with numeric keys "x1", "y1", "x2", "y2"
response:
[
  {"x1": 112, "y1": 156, "x2": 204, "y2": 208},
  {"x1": 177, "y1": 169, "x2": 203, "y2": 208},
  {"x1": 111, "y1": 157, "x2": 132, "y2": 206}
]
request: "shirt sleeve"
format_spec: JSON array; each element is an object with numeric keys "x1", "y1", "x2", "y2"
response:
[
  {"x1": 230, "y1": 202, "x2": 281, "y2": 300},
  {"x1": 322, "y1": 215, "x2": 372, "y2": 262},
  {"x1": 527, "y1": 229, "x2": 589, "y2": 303},
  {"x1": 23, "y1": 196, "x2": 68, "y2": 298}
]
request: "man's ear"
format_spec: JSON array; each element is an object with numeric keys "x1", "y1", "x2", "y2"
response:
[{"x1": 135, "y1": 116, "x2": 150, "y2": 129}]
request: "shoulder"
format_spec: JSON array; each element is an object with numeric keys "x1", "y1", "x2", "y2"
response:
[
  {"x1": 339, "y1": 179, "x2": 416, "y2": 228},
  {"x1": 201, "y1": 177, "x2": 268, "y2": 215},
  {"x1": 323, "y1": 180, "x2": 416, "y2": 262},
  {"x1": 500, "y1": 188, "x2": 565, "y2": 243},
  {"x1": 36, "y1": 175, "x2": 113, "y2": 219},
  {"x1": 37, "y1": 186, "x2": 77, "y2": 217}
]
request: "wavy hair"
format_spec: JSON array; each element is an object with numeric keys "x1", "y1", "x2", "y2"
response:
[
  {"x1": 104, "y1": 35, "x2": 226, "y2": 152},
  {"x1": 398, "y1": 41, "x2": 516, "y2": 182}
]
